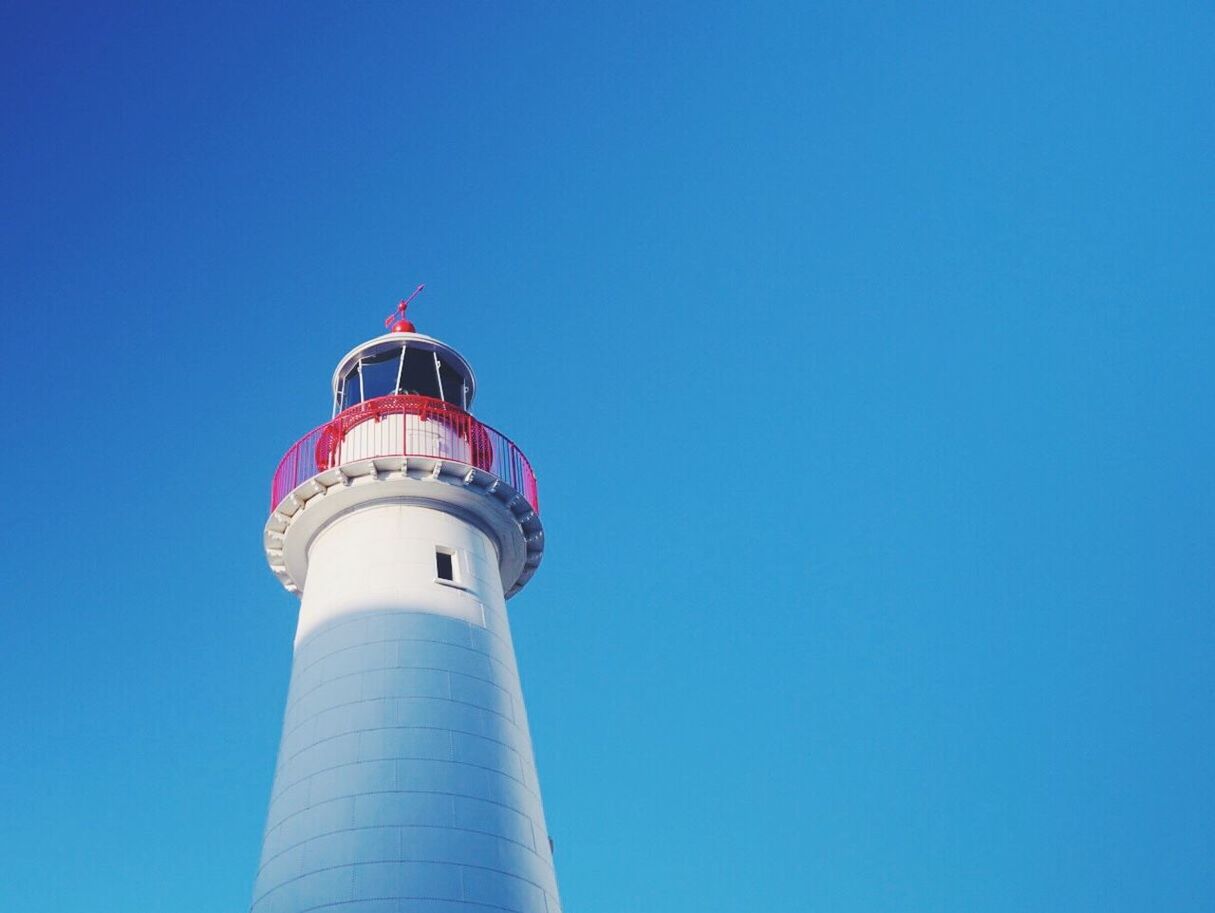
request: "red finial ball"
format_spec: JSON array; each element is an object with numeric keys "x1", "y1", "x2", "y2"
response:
[{"x1": 385, "y1": 284, "x2": 425, "y2": 334}]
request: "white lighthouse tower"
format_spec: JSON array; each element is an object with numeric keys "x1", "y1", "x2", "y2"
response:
[{"x1": 251, "y1": 294, "x2": 559, "y2": 913}]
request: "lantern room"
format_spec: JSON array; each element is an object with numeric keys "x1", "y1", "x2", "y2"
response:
[{"x1": 330, "y1": 332, "x2": 477, "y2": 417}]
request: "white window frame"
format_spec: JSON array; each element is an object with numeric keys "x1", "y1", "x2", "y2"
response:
[{"x1": 433, "y1": 546, "x2": 473, "y2": 592}]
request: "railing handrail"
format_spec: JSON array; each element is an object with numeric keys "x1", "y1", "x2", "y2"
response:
[{"x1": 270, "y1": 395, "x2": 539, "y2": 516}]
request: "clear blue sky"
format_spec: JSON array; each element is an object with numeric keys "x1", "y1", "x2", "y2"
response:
[{"x1": 1, "y1": 3, "x2": 1211, "y2": 911}]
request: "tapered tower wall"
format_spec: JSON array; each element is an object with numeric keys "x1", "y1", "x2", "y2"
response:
[{"x1": 251, "y1": 503, "x2": 560, "y2": 913}]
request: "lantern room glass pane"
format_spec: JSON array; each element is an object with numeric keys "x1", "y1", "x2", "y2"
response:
[
  {"x1": 341, "y1": 367, "x2": 360, "y2": 410},
  {"x1": 438, "y1": 360, "x2": 464, "y2": 408},
  {"x1": 359, "y1": 348, "x2": 402, "y2": 401},
  {"x1": 400, "y1": 349, "x2": 442, "y2": 399}
]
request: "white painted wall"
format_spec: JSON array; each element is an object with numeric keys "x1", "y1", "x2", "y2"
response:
[
  {"x1": 253, "y1": 500, "x2": 561, "y2": 913},
  {"x1": 296, "y1": 503, "x2": 500, "y2": 645}
]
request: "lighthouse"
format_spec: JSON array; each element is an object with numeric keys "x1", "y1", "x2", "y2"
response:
[{"x1": 251, "y1": 295, "x2": 559, "y2": 913}]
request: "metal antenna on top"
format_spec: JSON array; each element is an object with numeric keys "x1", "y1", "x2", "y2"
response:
[{"x1": 385, "y1": 284, "x2": 425, "y2": 332}]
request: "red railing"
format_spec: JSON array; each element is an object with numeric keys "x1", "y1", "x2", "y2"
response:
[{"x1": 270, "y1": 395, "x2": 539, "y2": 516}]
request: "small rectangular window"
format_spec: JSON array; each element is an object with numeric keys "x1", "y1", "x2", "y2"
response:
[{"x1": 435, "y1": 549, "x2": 454, "y2": 581}]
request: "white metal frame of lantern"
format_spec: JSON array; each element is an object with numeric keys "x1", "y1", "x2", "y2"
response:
[{"x1": 330, "y1": 331, "x2": 477, "y2": 417}]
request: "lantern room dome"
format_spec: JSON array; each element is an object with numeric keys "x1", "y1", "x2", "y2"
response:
[{"x1": 330, "y1": 331, "x2": 477, "y2": 416}]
